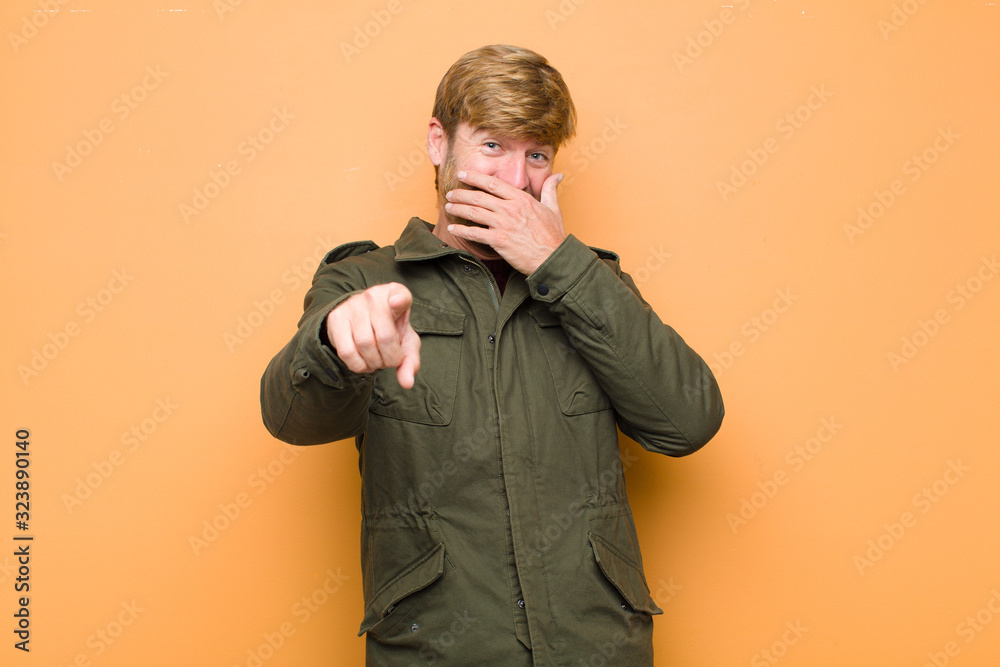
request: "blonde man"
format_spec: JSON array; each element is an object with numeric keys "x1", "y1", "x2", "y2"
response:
[{"x1": 262, "y1": 44, "x2": 723, "y2": 666}]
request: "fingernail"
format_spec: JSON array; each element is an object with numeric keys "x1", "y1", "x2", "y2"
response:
[
  {"x1": 457, "y1": 170, "x2": 467, "y2": 179},
  {"x1": 445, "y1": 202, "x2": 452, "y2": 210}
]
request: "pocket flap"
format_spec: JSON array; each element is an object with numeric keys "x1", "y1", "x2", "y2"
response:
[
  {"x1": 357, "y1": 542, "x2": 446, "y2": 636},
  {"x1": 588, "y1": 532, "x2": 662, "y2": 615},
  {"x1": 409, "y1": 301, "x2": 465, "y2": 336},
  {"x1": 528, "y1": 307, "x2": 560, "y2": 328}
]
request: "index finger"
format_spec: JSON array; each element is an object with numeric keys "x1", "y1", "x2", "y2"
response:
[{"x1": 456, "y1": 169, "x2": 518, "y2": 200}]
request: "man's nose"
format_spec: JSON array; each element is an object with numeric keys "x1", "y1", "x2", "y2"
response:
[{"x1": 495, "y1": 154, "x2": 530, "y2": 192}]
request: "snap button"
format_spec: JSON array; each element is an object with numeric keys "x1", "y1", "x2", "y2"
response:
[
  {"x1": 537, "y1": 284, "x2": 550, "y2": 296},
  {"x1": 517, "y1": 599, "x2": 525, "y2": 609},
  {"x1": 411, "y1": 623, "x2": 419, "y2": 632},
  {"x1": 463, "y1": 264, "x2": 473, "y2": 272},
  {"x1": 386, "y1": 604, "x2": 396, "y2": 614},
  {"x1": 487, "y1": 334, "x2": 496, "y2": 344}
]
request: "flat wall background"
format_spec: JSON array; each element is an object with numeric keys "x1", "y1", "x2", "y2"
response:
[{"x1": 3, "y1": 1, "x2": 999, "y2": 665}]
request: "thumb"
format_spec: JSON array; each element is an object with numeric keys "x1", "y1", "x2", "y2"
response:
[
  {"x1": 540, "y1": 172, "x2": 563, "y2": 212},
  {"x1": 385, "y1": 283, "x2": 413, "y2": 325}
]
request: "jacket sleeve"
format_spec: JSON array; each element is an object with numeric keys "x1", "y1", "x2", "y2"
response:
[
  {"x1": 525, "y1": 235, "x2": 724, "y2": 456},
  {"x1": 260, "y1": 242, "x2": 380, "y2": 446}
]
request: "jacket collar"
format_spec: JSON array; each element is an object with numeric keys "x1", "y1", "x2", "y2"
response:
[{"x1": 393, "y1": 217, "x2": 470, "y2": 262}]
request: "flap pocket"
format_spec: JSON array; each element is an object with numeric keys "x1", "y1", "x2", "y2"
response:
[
  {"x1": 588, "y1": 532, "x2": 662, "y2": 615},
  {"x1": 370, "y1": 300, "x2": 465, "y2": 425},
  {"x1": 358, "y1": 542, "x2": 446, "y2": 636},
  {"x1": 409, "y1": 301, "x2": 465, "y2": 336},
  {"x1": 530, "y1": 308, "x2": 612, "y2": 415}
]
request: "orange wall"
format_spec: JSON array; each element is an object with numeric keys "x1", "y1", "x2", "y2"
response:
[{"x1": 4, "y1": 1, "x2": 999, "y2": 665}]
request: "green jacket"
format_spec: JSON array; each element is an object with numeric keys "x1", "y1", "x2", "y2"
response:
[{"x1": 261, "y1": 218, "x2": 724, "y2": 666}]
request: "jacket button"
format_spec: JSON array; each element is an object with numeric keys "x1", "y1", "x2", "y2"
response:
[
  {"x1": 517, "y1": 599, "x2": 525, "y2": 609},
  {"x1": 386, "y1": 604, "x2": 396, "y2": 614},
  {"x1": 621, "y1": 603, "x2": 628, "y2": 610},
  {"x1": 463, "y1": 264, "x2": 473, "y2": 272},
  {"x1": 537, "y1": 284, "x2": 550, "y2": 296},
  {"x1": 411, "y1": 623, "x2": 419, "y2": 632},
  {"x1": 487, "y1": 334, "x2": 495, "y2": 344}
]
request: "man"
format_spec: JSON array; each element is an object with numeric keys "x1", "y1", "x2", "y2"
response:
[{"x1": 261, "y1": 44, "x2": 723, "y2": 666}]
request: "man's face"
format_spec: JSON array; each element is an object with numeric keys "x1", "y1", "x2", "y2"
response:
[{"x1": 436, "y1": 121, "x2": 555, "y2": 231}]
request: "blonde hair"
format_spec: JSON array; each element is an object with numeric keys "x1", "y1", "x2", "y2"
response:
[{"x1": 432, "y1": 44, "x2": 577, "y2": 149}]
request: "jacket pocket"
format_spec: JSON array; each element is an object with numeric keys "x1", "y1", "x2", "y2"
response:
[
  {"x1": 358, "y1": 541, "x2": 448, "y2": 637},
  {"x1": 530, "y1": 308, "x2": 612, "y2": 415},
  {"x1": 588, "y1": 514, "x2": 662, "y2": 615},
  {"x1": 370, "y1": 300, "x2": 465, "y2": 425}
]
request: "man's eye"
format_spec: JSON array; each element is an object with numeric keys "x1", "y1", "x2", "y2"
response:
[{"x1": 485, "y1": 142, "x2": 499, "y2": 149}]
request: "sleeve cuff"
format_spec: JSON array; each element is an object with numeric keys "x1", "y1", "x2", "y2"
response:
[{"x1": 526, "y1": 234, "x2": 599, "y2": 302}]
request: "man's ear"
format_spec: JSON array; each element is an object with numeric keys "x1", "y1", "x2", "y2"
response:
[{"x1": 427, "y1": 118, "x2": 447, "y2": 167}]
